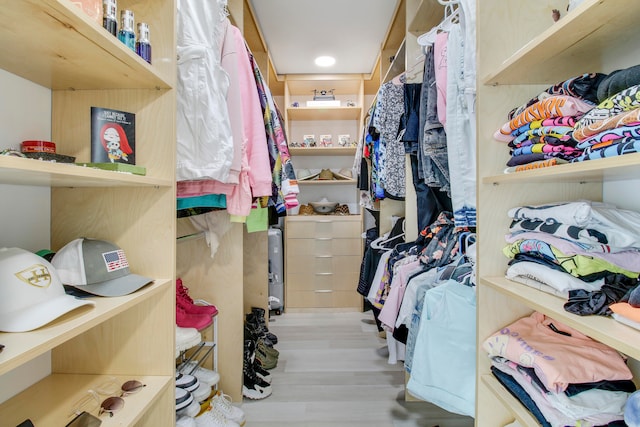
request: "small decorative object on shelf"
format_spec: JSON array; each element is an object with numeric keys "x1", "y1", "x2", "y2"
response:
[
  {"x1": 91, "y1": 106, "x2": 136, "y2": 164},
  {"x1": 319, "y1": 135, "x2": 333, "y2": 147},
  {"x1": 313, "y1": 89, "x2": 335, "y2": 100},
  {"x1": 291, "y1": 101, "x2": 299, "y2": 107},
  {"x1": 338, "y1": 135, "x2": 351, "y2": 146},
  {"x1": 135, "y1": 22, "x2": 152, "y2": 64},
  {"x1": 118, "y1": 9, "x2": 136, "y2": 51},
  {"x1": 303, "y1": 135, "x2": 316, "y2": 147},
  {"x1": 70, "y1": 0, "x2": 103, "y2": 25},
  {"x1": 346, "y1": 100, "x2": 356, "y2": 107},
  {"x1": 102, "y1": 0, "x2": 117, "y2": 37}
]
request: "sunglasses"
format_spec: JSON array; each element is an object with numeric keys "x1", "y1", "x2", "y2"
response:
[{"x1": 70, "y1": 378, "x2": 146, "y2": 418}]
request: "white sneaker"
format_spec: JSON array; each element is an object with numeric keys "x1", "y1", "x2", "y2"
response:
[
  {"x1": 210, "y1": 392, "x2": 246, "y2": 426},
  {"x1": 176, "y1": 415, "x2": 196, "y2": 427},
  {"x1": 177, "y1": 399, "x2": 201, "y2": 418},
  {"x1": 195, "y1": 405, "x2": 241, "y2": 427},
  {"x1": 176, "y1": 326, "x2": 202, "y2": 357},
  {"x1": 176, "y1": 372, "x2": 200, "y2": 393},
  {"x1": 176, "y1": 387, "x2": 194, "y2": 412},
  {"x1": 179, "y1": 361, "x2": 221, "y2": 386},
  {"x1": 192, "y1": 381, "x2": 212, "y2": 403}
]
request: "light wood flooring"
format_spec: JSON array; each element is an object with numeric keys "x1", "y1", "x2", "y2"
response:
[{"x1": 240, "y1": 311, "x2": 475, "y2": 427}]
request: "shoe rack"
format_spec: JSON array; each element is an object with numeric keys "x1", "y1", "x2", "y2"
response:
[{"x1": 0, "y1": 0, "x2": 176, "y2": 425}]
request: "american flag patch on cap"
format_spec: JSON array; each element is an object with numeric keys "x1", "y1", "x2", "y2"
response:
[{"x1": 102, "y1": 249, "x2": 129, "y2": 272}]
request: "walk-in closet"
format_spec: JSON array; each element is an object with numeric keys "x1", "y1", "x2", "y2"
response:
[{"x1": 1, "y1": 0, "x2": 640, "y2": 426}]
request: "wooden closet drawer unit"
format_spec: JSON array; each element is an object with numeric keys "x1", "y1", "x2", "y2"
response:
[
  {"x1": 287, "y1": 290, "x2": 362, "y2": 309},
  {"x1": 286, "y1": 216, "x2": 361, "y2": 239},
  {"x1": 287, "y1": 271, "x2": 360, "y2": 292},
  {"x1": 286, "y1": 237, "x2": 361, "y2": 256},
  {"x1": 285, "y1": 216, "x2": 363, "y2": 309},
  {"x1": 287, "y1": 254, "x2": 361, "y2": 275}
]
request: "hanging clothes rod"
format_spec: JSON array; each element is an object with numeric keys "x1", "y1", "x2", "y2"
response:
[{"x1": 176, "y1": 231, "x2": 206, "y2": 243}]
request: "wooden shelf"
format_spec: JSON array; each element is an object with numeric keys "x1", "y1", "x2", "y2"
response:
[
  {"x1": 0, "y1": 279, "x2": 171, "y2": 376},
  {"x1": 482, "y1": 0, "x2": 640, "y2": 85},
  {"x1": 0, "y1": 156, "x2": 172, "y2": 188},
  {"x1": 286, "y1": 106, "x2": 362, "y2": 121},
  {"x1": 0, "y1": 0, "x2": 172, "y2": 90},
  {"x1": 481, "y1": 375, "x2": 540, "y2": 427},
  {"x1": 285, "y1": 75, "x2": 365, "y2": 96},
  {"x1": 482, "y1": 152, "x2": 640, "y2": 185},
  {"x1": 408, "y1": 0, "x2": 444, "y2": 35},
  {"x1": 290, "y1": 147, "x2": 357, "y2": 156},
  {"x1": 0, "y1": 373, "x2": 171, "y2": 426},
  {"x1": 382, "y1": 39, "x2": 406, "y2": 84},
  {"x1": 481, "y1": 276, "x2": 640, "y2": 360},
  {"x1": 298, "y1": 179, "x2": 357, "y2": 185}
]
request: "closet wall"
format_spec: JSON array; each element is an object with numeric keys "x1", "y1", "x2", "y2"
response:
[{"x1": 0, "y1": 70, "x2": 52, "y2": 404}]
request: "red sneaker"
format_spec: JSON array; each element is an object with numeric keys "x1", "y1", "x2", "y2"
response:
[
  {"x1": 176, "y1": 279, "x2": 218, "y2": 317},
  {"x1": 176, "y1": 304, "x2": 213, "y2": 330}
]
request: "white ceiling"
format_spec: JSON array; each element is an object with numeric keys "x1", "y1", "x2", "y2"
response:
[{"x1": 248, "y1": 0, "x2": 401, "y2": 75}]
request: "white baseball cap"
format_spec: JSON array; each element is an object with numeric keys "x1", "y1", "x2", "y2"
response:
[
  {"x1": 0, "y1": 247, "x2": 95, "y2": 332},
  {"x1": 52, "y1": 238, "x2": 153, "y2": 297}
]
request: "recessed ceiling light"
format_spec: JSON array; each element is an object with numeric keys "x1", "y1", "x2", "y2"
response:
[{"x1": 315, "y1": 56, "x2": 336, "y2": 67}]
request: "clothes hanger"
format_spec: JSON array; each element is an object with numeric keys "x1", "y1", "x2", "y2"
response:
[
  {"x1": 391, "y1": 71, "x2": 406, "y2": 85},
  {"x1": 417, "y1": 3, "x2": 460, "y2": 46},
  {"x1": 405, "y1": 57, "x2": 425, "y2": 82}
]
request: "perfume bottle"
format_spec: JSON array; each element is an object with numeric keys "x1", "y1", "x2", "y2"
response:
[
  {"x1": 102, "y1": 0, "x2": 117, "y2": 36},
  {"x1": 118, "y1": 9, "x2": 136, "y2": 51},
  {"x1": 135, "y1": 22, "x2": 152, "y2": 64}
]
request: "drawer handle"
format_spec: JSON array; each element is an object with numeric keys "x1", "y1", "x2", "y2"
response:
[
  {"x1": 314, "y1": 290, "x2": 333, "y2": 293},
  {"x1": 315, "y1": 220, "x2": 332, "y2": 223},
  {"x1": 315, "y1": 238, "x2": 332, "y2": 241},
  {"x1": 315, "y1": 255, "x2": 333, "y2": 258},
  {"x1": 315, "y1": 272, "x2": 333, "y2": 276}
]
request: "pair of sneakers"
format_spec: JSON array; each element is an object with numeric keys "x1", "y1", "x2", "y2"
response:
[
  {"x1": 176, "y1": 372, "x2": 212, "y2": 418},
  {"x1": 176, "y1": 278, "x2": 218, "y2": 330},
  {"x1": 178, "y1": 391, "x2": 246, "y2": 427}
]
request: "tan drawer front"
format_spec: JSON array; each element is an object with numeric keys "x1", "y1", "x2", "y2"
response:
[
  {"x1": 286, "y1": 219, "x2": 361, "y2": 239},
  {"x1": 287, "y1": 254, "x2": 360, "y2": 275},
  {"x1": 286, "y1": 290, "x2": 362, "y2": 309},
  {"x1": 287, "y1": 271, "x2": 359, "y2": 292},
  {"x1": 286, "y1": 238, "x2": 361, "y2": 256}
]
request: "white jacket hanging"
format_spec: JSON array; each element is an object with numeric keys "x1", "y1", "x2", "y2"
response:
[{"x1": 176, "y1": 0, "x2": 234, "y2": 182}]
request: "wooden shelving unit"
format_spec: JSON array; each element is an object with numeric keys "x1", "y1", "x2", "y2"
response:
[
  {"x1": 477, "y1": 1, "x2": 640, "y2": 425},
  {"x1": 0, "y1": 0, "x2": 177, "y2": 425}
]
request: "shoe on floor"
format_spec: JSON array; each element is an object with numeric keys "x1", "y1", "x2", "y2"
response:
[
  {"x1": 254, "y1": 342, "x2": 277, "y2": 370},
  {"x1": 210, "y1": 391, "x2": 246, "y2": 426},
  {"x1": 176, "y1": 372, "x2": 200, "y2": 393},
  {"x1": 251, "y1": 307, "x2": 278, "y2": 344},
  {"x1": 176, "y1": 326, "x2": 202, "y2": 357},
  {"x1": 195, "y1": 405, "x2": 241, "y2": 427},
  {"x1": 176, "y1": 387, "x2": 194, "y2": 412},
  {"x1": 254, "y1": 361, "x2": 272, "y2": 383},
  {"x1": 179, "y1": 360, "x2": 220, "y2": 387},
  {"x1": 243, "y1": 340, "x2": 273, "y2": 400},
  {"x1": 177, "y1": 415, "x2": 197, "y2": 427}
]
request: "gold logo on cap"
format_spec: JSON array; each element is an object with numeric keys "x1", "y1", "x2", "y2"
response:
[{"x1": 16, "y1": 264, "x2": 52, "y2": 288}]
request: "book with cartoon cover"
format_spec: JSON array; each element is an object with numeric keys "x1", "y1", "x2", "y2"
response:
[{"x1": 91, "y1": 107, "x2": 136, "y2": 164}]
